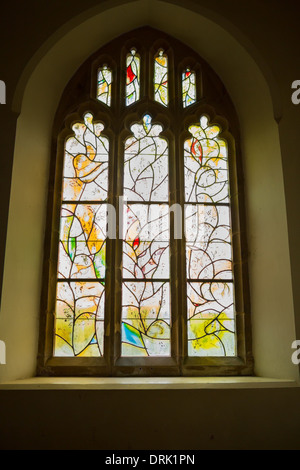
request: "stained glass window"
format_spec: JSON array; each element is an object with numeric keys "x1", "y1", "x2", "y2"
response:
[
  {"x1": 44, "y1": 29, "x2": 251, "y2": 376},
  {"x1": 126, "y1": 49, "x2": 140, "y2": 106},
  {"x1": 184, "y1": 115, "x2": 236, "y2": 357},
  {"x1": 154, "y1": 50, "x2": 168, "y2": 107},
  {"x1": 121, "y1": 115, "x2": 171, "y2": 356},
  {"x1": 97, "y1": 65, "x2": 112, "y2": 106},
  {"x1": 54, "y1": 113, "x2": 109, "y2": 357},
  {"x1": 182, "y1": 69, "x2": 196, "y2": 108}
]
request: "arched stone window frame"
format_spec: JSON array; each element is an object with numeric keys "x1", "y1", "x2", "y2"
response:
[
  {"x1": 37, "y1": 27, "x2": 253, "y2": 377},
  {"x1": 0, "y1": 0, "x2": 295, "y2": 386}
]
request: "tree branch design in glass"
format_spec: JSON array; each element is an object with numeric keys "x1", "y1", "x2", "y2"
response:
[
  {"x1": 123, "y1": 114, "x2": 168, "y2": 202},
  {"x1": 54, "y1": 113, "x2": 109, "y2": 357},
  {"x1": 184, "y1": 116, "x2": 236, "y2": 357},
  {"x1": 121, "y1": 115, "x2": 171, "y2": 357}
]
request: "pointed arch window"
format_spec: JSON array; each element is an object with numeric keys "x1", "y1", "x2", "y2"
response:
[
  {"x1": 154, "y1": 49, "x2": 168, "y2": 107},
  {"x1": 39, "y1": 28, "x2": 253, "y2": 377},
  {"x1": 182, "y1": 69, "x2": 196, "y2": 108},
  {"x1": 97, "y1": 66, "x2": 112, "y2": 107},
  {"x1": 126, "y1": 49, "x2": 141, "y2": 106}
]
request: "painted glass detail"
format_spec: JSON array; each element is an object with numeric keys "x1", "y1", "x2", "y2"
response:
[
  {"x1": 184, "y1": 116, "x2": 236, "y2": 357},
  {"x1": 54, "y1": 113, "x2": 109, "y2": 357},
  {"x1": 154, "y1": 50, "x2": 168, "y2": 107},
  {"x1": 121, "y1": 115, "x2": 171, "y2": 357},
  {"x1": 126, "y1": 49, "x2": 141, "y2": 106}
]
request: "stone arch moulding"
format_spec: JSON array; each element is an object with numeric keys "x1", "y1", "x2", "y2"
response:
[
  {"x1": 1, "y1": 0, "x2": 296, "y2": 383},
  {"x1": 11, "y1": 0, "x2": 282, "y2": 122},
  {"x1": 39, "y1": 26, "x2": 252, "y2": 377}
]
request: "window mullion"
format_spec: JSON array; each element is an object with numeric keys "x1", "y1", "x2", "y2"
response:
[
  {"x1": 109, "y1": 63, "x2": 125, "y2": 369},
  {"x1": 168, "y1": 125, "x2": 181, "y2": 371},
  {"x1": 173, "y1": 49, "x2": 188, "y2": 370}
]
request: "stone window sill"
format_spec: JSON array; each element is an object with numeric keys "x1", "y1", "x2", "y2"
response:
[{"x1": 0, "y1": 376, "x2": 298, "y2": 390}]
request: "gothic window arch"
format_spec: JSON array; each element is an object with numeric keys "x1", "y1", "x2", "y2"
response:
[{"x1": 38, "y1": 27, "x2": 253, "y2": 377}]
